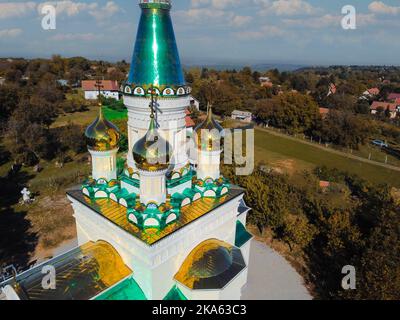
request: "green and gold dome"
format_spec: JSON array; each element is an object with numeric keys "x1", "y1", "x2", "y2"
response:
[
  {"x1": 85, "y1": 107, "x2": 121, "y2": 152},
  {"x1": 195, "y1": 105, "x2": 224, "y2": 151},
  {"x1": 133, "y1": 113, "x2": 172, "y2": 172},
  {"x1": 126, "y1": 0, "x2": 185, "y2": 92}
]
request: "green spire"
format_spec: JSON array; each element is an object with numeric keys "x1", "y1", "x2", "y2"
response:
[{"x1": 127, "y1": 0, "x2": 185, "y2": 89}]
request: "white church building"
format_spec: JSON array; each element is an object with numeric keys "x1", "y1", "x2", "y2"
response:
[{"x1": 0, "y1": 0, "x2": 252, "y2": 301}]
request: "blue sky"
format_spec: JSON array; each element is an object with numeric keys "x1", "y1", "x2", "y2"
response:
[{"x1": 0, "y1": 0, "x2": 399, "y2": 65}]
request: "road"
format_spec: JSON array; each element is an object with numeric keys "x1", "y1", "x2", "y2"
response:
[{"x1": 242, "y1": 240, "x2": 312, "y2": 300}]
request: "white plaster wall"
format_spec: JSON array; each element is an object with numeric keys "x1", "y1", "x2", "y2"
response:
[
  {"x1": 124, "y1": 95, "x2": 190, "y2": 171},
  {"x1": 85, "y1": 91, "x2": 119, "y2": 100},
  {"x1": 90, "y1": 148, "x2": 118, "y2": 181},
  {"x1": 68, "y1": 191, "x2": 246, "y2": 300}
]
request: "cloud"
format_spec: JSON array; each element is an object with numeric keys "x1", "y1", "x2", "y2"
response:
[
  {"x1": 234, "y1": 24, "x2": 285, "y2": 39},
  {"x1": 176, "y1": 7, "x2": 248, "y2": 28},
  {"x1": 368, "y1": 1, "x2": 400, "y2": 15},
  {"x1": 0, "y1": 28, "x2": 23, "y2": 38},
  {"x1": 283, "y1": 14, "x2": 340, "y2": 28},
  {"x1": 0, "y1": 2, "x2": 36, "y2": 19},
  {"x1": 88, "y1": 1, "x2": 120, "y2": 20},
  {"x1": 283, "y1": 13, "x2": 378, "y2": 29},
  {"x1": 38, "y1": 1, "x2": 119, "y2": 20},
  {"x1": 230, "y1": 15, "x2": 252, "y2": 27},
  {"x1": 256, "y1": 0, "x2": 321, "y2": 16},
  {"x1": 191, "y1": 0, "x2": 245, "y2": 10},
  {"x1": 50, "y1": 33, "x2": 99, "y2": 41}
]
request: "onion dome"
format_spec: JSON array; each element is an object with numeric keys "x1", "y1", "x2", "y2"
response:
[
  {"x1": 195, "y1": 105, "x2": 224, "y2": 151},
  {"x1": 127, "y1": 0, "x2": 185, "y2": 90},
  {"x1": 174, "y1": 239, "x2": 246, "y2": 290},
  {"x1": 85, "y1": 107, "x2": 120, "y2": 151},
  {"x1": 133, "y1": 113, "x2": 172, "y2": 172}
]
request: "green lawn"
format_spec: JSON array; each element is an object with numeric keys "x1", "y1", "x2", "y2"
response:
[
  {"x1": 254, "y1": 129, "x2": 400, "y2": 187},
  {"x1": 53, "y1": 106, "x2": 128, "y2": 128}
]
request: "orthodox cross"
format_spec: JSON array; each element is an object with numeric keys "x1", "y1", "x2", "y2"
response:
[
  {"x1": 149, "y1": 86, "x2": 158, "y2": 119},
  {"x1": 95, "y1": 79, "x2": 104, "y2": 104}
]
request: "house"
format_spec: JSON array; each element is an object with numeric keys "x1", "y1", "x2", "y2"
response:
[
  {"x1": 185, "y1": 109, "x2": 196, "y2": 136},
  {"x1": 370, "y1": 101, "x2": 400, "y2": 118},
  {"x1": 319, "y1": 107, "x2": 330, "y2": 119},
  {"x1": 319, "y1": 181, "x2": 331, "y2": 191},
  {"x1": 56, "y1": 79, "x2": 69, "y2": 87},
  {"x1": 327, "y1": 83, "x2": 337, "y2": 96},
  {"x1": 231, "y1": 110, "x2": 252, "y2": 123},
  {"x1": 189, "y1": 96, "x2": 199, "y2": 110},
  {"x1": 361, "y1": 87, "x2": 380, "y2": 99},
  {"x1": 82, "y1": 80, "x2": 119, "y2": 100},
  {"x1": 259, "y1": 76, "x2": 273, "y2": 88},
  {"x1": 0, "y1": 77, "x2": 5, "y2": 85},
  {"x1": 388, "y1": 93, "x2": 400, "y2": 102}
]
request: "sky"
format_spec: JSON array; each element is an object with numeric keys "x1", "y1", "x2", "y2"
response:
[{"x1": 0, "y1": 0, "x2": 399, "y2": 66}]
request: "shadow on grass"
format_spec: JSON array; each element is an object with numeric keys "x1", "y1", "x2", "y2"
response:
[
  {"x1": 0, "y1": 170, "x2": 38, "y2": 270},
  {"x1": 0, "y1": 209, "x2": 38, "y2": 271},
  {"x1": 0, "y1": 145, "x2": 10, "y2": 166}
]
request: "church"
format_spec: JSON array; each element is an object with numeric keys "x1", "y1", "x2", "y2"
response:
[{"x1": 0, "y1": 0, "x2": 252, "y2": 300}]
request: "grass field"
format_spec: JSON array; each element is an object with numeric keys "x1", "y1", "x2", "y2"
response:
[
  {"x1": 254, "y1": 128, "x2": 400, "y2": 187},
  {"x1": 53, "y1": 106, "x2": 128, "y2": 128}
]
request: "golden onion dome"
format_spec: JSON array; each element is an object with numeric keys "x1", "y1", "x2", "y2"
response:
[
  {"x1": 174, "y1": 239, "x2": 246, "y2": 290},
  {"x1": 132, "y1": 114, "x2": 172, "y2": 172},
  {"x1": 85, "y1": 107, "x2": 120, "y2": 151},
  {"x1": 195, "y1": 104, "x2": 224, "y2": 151}
]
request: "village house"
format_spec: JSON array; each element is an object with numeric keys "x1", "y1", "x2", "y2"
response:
[
  {"x1": 231, "y1": 110, "x2": 253, "y2": 123},
  {"x1": 388, "y1": 93, "x2": 400, "y2": 102},
  {"x1": 319, "y1": 107, "x2": 330, "y2": 119},
  {"x1": 361, "y1": 87, "x2": 380, "y2": 100},
  {"x1": 189, "y1": 96, "x2": 200, "y2": 110},
  {"x1": 82, "y1": 80, "x2": 120, "y2": 100},
  {"x1": 259, "y1": 76, "x2": 273, "y2": 88},
  {"x1": 327, "y1": 83, "x2": 337, "y2": 96},
  {"x1": 370, "y1": 101, "x2": 400, "y2": 119}
]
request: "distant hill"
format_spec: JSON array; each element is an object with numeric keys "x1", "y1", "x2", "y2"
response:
[{"x1": 182, "y1": 61, "x2": 307, "y2": 72}]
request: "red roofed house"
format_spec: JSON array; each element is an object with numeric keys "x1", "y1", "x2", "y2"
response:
[
  {"x1": 362, "y1": 88, "x2": 380, "y2": 98},
  {"x1": 371, "y1": 101, "x2": 400, "y2": 119},
  {"x1": 82, "y1": 80, "x2": 120, "y2": 100},
  {"x1": 388, "y1": 93, "x2": 400, "y2": 102},
  {"x1": 319, "y1": 181, "x2": 331, "y2": 191},
  {"x1": 319, "y1": 107, "x2": 330, "y2": 119}
]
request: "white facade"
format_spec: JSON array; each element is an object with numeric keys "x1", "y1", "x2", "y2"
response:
[
  {"x1": 232, "y1": 110, "x2": 253, "y2": 123},
  {"x1": 85, "y1": 90, "x2": 119, "y2": 101},
  {"x1": 139, "y1": 169, "x2": 168, "y2": 205},
  {"x1": 90, "y1": 148, "x2": 118, "y2": 181},
  {"x1": 69, "y1": 191, "x2": 249, "y2": 300},
  {"x1": 197, "y1": 150, "x2": 222, "y2": 181}
]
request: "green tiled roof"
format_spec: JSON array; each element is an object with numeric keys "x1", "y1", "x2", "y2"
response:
[
  {"x1": 235, "y1": 221, "x2": 253, "y2": 247},
  {"x1": 163, "y1": 285, "x2": 187, "y2": 300},
  {"x1": 95, "y1": 277, "x2": 147, "y2": 301}
]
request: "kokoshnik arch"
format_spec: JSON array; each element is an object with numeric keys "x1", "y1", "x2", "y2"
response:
[{"x1": 0, "y1": 0, "x2": 253, "y2": 300}]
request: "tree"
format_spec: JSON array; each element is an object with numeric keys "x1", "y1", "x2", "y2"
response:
[
  {"x1": 0, "y1": 85, "x2": 19, "y2": 124},
  {"x1": 256, "y1": 92, "x2": 321, "y2": 135},
  {"x1": 282, "y1": 214, "x2": 317, "y2": 251}
]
